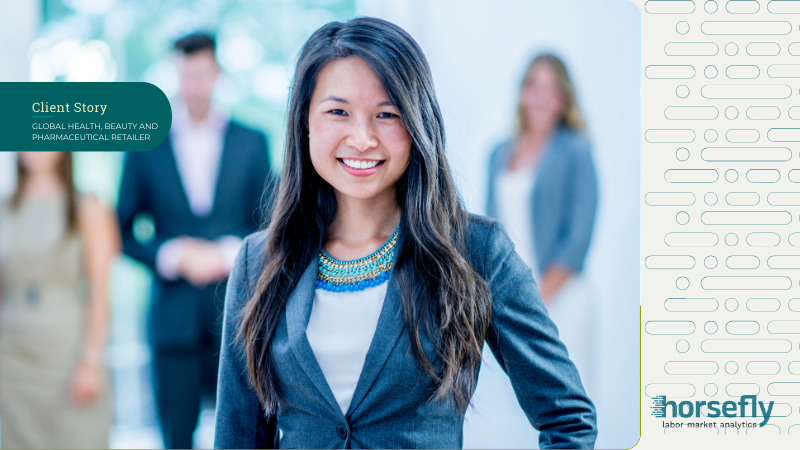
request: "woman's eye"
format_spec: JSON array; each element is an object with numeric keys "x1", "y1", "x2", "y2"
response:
[
  {"x1": 377, "y1": 112, "x2": 399, "y2": 119},
  {"x1": 330, "y1": 109, "x2": 347, "y2": 116}
]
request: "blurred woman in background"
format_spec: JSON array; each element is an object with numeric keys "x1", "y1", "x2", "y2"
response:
[
  {"x1": 0, "y1": 152, "x2": 119, "y2": 448},
  {"x1": 486, "y1": 53, "x2": 598, "y2": 392}
]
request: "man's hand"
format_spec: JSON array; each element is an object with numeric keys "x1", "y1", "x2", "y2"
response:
[{"x1": 178, "y1": 238, "x2": 229, "y2": 287}]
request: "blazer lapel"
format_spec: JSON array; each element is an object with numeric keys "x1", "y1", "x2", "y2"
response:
[
  {"x1": 486, "y1": 140, "x2": 515, "y2": 218},
  {"x1": 164, "y1": 136, "x2": 199, "y2": 220},
  {"x1": 496, "y1": 139, "x2": 516, "y2": 172},
  {"x1": 345, "y1": 226, "x2": 408, "y2": 418},
  {"x1": 284, "y1": 252, "x2": 344, "y2": 418},
  {"x1": 536, "y1": 124, "x2": 563, "y2": 174}
]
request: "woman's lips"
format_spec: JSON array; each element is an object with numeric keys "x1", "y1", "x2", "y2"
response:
[{"x1": 338, "y1": 158, "x2": 385, "y2": 176}]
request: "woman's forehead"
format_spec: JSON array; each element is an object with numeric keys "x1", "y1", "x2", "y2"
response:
[{"x1": 312, "y1": 57, "x2": 392, "y2": 104}]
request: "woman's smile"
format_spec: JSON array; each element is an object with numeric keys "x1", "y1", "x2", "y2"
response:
[{"x1": 338, "y1": 158, "x2": 385, "y2": 176}]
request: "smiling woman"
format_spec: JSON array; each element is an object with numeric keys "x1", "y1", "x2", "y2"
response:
[
  {"x1": 308, "y1": 56, "x2": 411, "y2": 200},
  {"x1": 214, "y1": 16, "x2": 597, "y2": 449}
]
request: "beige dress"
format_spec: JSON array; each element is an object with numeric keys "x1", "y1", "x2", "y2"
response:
[{"x1": 0, "y1": 194, "x2": 111, "y2": 449}]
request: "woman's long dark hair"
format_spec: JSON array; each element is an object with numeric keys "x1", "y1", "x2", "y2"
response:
[
  {"x1": 240, "y1": 17, "x2": 492, "y2": 416},
  {"x1": 11, "y1": 152, "x2": 78, "y2": 232}
]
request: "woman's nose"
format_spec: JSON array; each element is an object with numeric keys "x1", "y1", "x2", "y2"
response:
[{"x1": 346, "y1": 117, "x2": 379, "y2": 152}]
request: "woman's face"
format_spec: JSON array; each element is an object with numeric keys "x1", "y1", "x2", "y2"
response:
[
  {"x1": 520, "y1": 61, "x2": 566, "y2": 132},
  {"x1": 308, "y1": 57, "x2": 412, "y2": 204},
  {"x1": 18, "y1": 151, "x2": 63, "y2": 174}
]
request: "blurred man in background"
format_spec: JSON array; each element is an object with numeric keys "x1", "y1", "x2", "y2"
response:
[{"x1": 117, "y1": 32, "x2": 273, "y2": 449}]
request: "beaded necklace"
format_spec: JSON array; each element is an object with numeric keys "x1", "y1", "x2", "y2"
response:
[{"x1": 316, "y1": 226, "x2": 399, "y2": 292}]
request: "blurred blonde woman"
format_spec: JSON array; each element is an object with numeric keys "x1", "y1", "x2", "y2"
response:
[
  {"x1": 0, "y1": 152, "x2": 119, "y2": 448},
  {"x1": 487, "y1": 53, "x2": 598, "y2": 392}
]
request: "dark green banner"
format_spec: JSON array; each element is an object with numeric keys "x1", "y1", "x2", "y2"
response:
[{"x1": 0, "y1": 82, "x2": 171, "y2": 152}]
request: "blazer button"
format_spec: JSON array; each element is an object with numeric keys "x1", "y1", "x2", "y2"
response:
[{"x1": 336, "y1": 423, "x2": 347, "y2": 439}]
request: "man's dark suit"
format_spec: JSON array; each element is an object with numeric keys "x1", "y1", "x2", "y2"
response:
[{"x1": 117, "y1": 121, "x2": 273, "y2": 448}]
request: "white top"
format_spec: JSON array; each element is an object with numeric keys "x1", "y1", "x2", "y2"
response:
[
  {"x1": 306, "y1": 280, "x2": 388, "y2": 414},
  {"x1": 495, "y1": 166, "x2": 539, "y2": 275},
  {"x1": 154, "y1": 101, "x2": 241, "y2": 280}
]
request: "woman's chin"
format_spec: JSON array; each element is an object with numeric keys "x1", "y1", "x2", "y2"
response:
[{"x1": 332, "y1": 185, "x2": 393, "y2": 203}]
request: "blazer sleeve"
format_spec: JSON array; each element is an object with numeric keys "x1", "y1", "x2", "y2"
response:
[
  {"x1": 117, "y1": 152, "x2": 168, "y2": 271},
  {"x1": 483, "y1": 222, "x2": 597, "y2": 449},
  {"x1": 551, "y1": 143, "x2": 598, "y2": 272},
  {"x1": 214, "y1": 235, "x2": 278, "y2": 449}
]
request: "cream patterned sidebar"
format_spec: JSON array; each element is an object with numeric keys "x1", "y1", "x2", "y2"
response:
[{"x1": 638, "y1": 0, "x2": 800, "y2": 448}]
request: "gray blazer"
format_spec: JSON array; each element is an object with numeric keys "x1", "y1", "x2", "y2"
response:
[
  {"x1": 214, "y1": 214, "x2": 597, "y2": 449},
  {"x1": 487, "y1": 125, "x2": 598, "y2": 273}
]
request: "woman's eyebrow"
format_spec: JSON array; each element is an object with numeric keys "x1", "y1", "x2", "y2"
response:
[
  {"x1": 320, "y1": 95, "x2": 348, "y2": 104},
  {"x1": 319, "y1": 96, "x2": 395, "y2": 106}
]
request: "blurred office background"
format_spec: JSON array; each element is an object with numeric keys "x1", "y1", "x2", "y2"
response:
[{"x1": 0, "y1": 1, "x2": 639, "y2": 448}]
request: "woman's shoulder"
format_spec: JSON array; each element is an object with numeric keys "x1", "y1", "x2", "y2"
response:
[
  {"x1": 226, "y1": 229, "x2": 270, "y2": 309},
  {"x1": 235, "y1": 229, "x2": 271, "y2": 280},
  {"x1": 489, "y1": 137, "x2": 515, "y2": 159},
  {"x1": 77, "y1": 192, "x2": 101, "y2": 212},
  {"x1": 76, "y1": 192, "x2": 115, "y2": 225},
  {"x1": 242, "y1": 228, "x2": 270, "y2": 260},
  {"x1": 464, "y1": 213, "x2": 516, "y2": 277},
  {"x1": 487, "y1": 138, "x2": 517, "y2": 180},
  {"x1": 465, "y1": 213, "x2": 504, "y2": 239},
  {"x1": 243, "y1": 228, "x2": 270, "y2": 252},
  {"x1": 556, "y1": 126, "x2": 592, "y2": 154}
]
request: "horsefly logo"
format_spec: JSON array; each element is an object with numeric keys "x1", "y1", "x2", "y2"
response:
[{"x1": 651, "y1": 394, "x2": 774, "y2": 427}]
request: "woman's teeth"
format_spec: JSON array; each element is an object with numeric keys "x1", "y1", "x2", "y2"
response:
[{"x1": 342, "y1": 159, "x2": 380, "y2": 169}]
